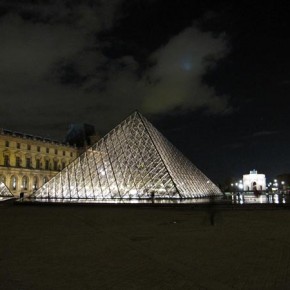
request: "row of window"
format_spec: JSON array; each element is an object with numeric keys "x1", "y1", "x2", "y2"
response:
[
  {"x1": 3, "y1": 156, "x2": 67, "y2": 171},
  {"x1": 0, "y1": 175, "x2": 49, "y2": 191},
  {"x1": 4, "y1": 141, "x2": 74, "y2": 157}
]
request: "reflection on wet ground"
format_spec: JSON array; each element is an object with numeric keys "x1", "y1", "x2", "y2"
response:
[
  {"x1": 230, "y1": 193, "x2": 289, "y2": 204},
  {"x1": 15, "y1": 193, "x2": 290, "y2": 205}
]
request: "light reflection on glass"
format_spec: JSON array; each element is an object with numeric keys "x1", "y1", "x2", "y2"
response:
[
  {"x1": 27, "y1": 197, "x2": 218, "y2": 204},
  {"x1": 0, "y1": 182, "x2": 13, "y2": 198},
  {"x1": 31, "y1": 112, "x2": 222, "y2": 201},
  {"x1": 23, "y1": 193, "x2": 290, "y2": 205}
]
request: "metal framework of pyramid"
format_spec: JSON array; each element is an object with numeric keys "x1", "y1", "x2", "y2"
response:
[
  {"x1": 0, "y1": 182, "x2": 13, "y2": 198},
  {"x1": 32, "y1": 112, "x2": 221, "y2": 200}
]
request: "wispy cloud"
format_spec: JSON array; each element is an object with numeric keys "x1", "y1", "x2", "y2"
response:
[{"x1": 251, "y1": 131, "x2": 279, "y2": 138}]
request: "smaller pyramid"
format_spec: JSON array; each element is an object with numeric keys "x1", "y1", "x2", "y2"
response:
[{"x1": 0, "y1": 182, "x2": 13, "y2": 198}]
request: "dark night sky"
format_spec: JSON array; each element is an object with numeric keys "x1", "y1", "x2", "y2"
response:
[{"x1": 0, "y1": 0, "x2": 290, "y2": 184}]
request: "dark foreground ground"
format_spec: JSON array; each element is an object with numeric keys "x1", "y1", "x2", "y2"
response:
[{"x1": 1, "y1": 201, "x2": 290, "y2": 290}]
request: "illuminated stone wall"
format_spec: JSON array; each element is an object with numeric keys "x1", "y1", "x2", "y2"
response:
[
  {"x1": 243, "y1": 170, "x2": 266, "y2": 191},
  {"x1": 0, "y1": 129, "x2": 78, "y2": 197}
]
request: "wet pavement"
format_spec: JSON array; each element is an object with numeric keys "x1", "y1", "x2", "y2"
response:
[
  {"x1": 230, "y1": 193, "x2": 290, "y2": 204},
  {"x1": 1, "y1": 203, "x2": 290, "y2": 289}
]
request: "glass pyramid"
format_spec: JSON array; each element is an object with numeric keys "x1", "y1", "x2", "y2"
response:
[
  {"x1": 32, "y1": 112, "x2": 221, "y2": 200},
  {"x1": 0, "y1": 182, "x2": 13, "y2": 197}
]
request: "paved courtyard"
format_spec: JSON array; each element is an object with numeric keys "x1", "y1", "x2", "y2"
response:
[{"x1": 1, "y1": 201, "x2": 290, "y2": 289}]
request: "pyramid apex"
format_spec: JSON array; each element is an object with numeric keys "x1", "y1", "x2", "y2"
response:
[
  {"x1": 125, "y1": 110, "x2": 146, "y2": 121},
  {"x1": 131, "y1": 109, "x2": 142, "y2": 116}
]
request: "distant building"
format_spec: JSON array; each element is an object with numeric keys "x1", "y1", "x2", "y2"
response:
[
  {"x1": 0, "y1": 128, "x2": 78, "y2": 197},
  {"x1": 65, "y1": 123, "x2": 101, "y2": 149},
  {"x1": 243, "y1": 169, "x2": 266, "y2": 191}
]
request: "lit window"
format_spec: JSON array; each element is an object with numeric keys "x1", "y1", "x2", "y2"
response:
[
  {"x1": 11, "y1": 176, "x2": 17, "y2": 190},
  {"x1": 22, "y1": 176, "x2": 28, "y2": 190},
  {"x1": 33, "y1": 176, "x2": 38, "y2": 190}
]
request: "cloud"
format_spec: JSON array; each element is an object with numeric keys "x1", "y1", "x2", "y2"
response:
[
  {"x1": 0, "y1": 14, "x2": 87, "y2": 79},
  {"x1": 0, "y1": 0, "x2": 122, "y2": 30},
  {"x1": 0, "y1": 2, "x2": 230, "y2": 140},
  {"x1": 140, "y1": 27, "x2": 230, "y2": 114},
  {"x1": 252, "y1": 131, "x2": 279, "y2": 138}
]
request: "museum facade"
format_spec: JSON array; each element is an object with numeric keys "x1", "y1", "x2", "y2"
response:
[{"x1": 0, "y1": 128, "x2": 78, "y2": 197}]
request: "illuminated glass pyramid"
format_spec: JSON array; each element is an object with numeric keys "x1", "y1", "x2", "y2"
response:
[
  {"x1": 32, "y1": 112, "x2": 221, "y2": 200},
  {"x1": 0, "y1": 182, "x2": 13, "y2": 198}
]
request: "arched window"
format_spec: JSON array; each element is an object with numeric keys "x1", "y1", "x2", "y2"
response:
[
  {"x1": 33, "y1": 176, "x2": 38, "y2": 190},
  {"x1": 43, "y1": 176, "x2": 48, "y2": 185},
  {"x1": 22, "y1": 176, "x2": 28, "y2": 190},
  {"x1": 11, "y1": 176, "x2": 17, "y2": 190}
]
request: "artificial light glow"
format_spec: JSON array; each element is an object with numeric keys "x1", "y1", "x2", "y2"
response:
[
  {"x1": 31, "y1": 112, "x2": 222, "y2": 200},
  {"x1": 0, "y1": 182, "x2": 13, "y2": 197},
  {"x1": 129, "y1": 189, "x2": 137, "y2": 195}
]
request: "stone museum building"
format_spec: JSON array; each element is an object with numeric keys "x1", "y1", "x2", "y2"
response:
[{"x1": 0, "y1": 128, "x2": 78, "y2": 197}]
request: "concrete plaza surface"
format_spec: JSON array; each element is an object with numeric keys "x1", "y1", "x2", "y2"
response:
[{"x1": 1, "y1": 202, "x2": 290, "y2": 290}]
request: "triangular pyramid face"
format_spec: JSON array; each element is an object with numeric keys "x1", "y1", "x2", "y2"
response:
[
  {"x1": 0, "y1": 182, "x2": 13, "y2": 197},
  {"x1": 32, "y1": 112, "x2": 221, "y2": 200},
  {"x1": 139, "y1": 114, "x2": 221, "y2": 197}
]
